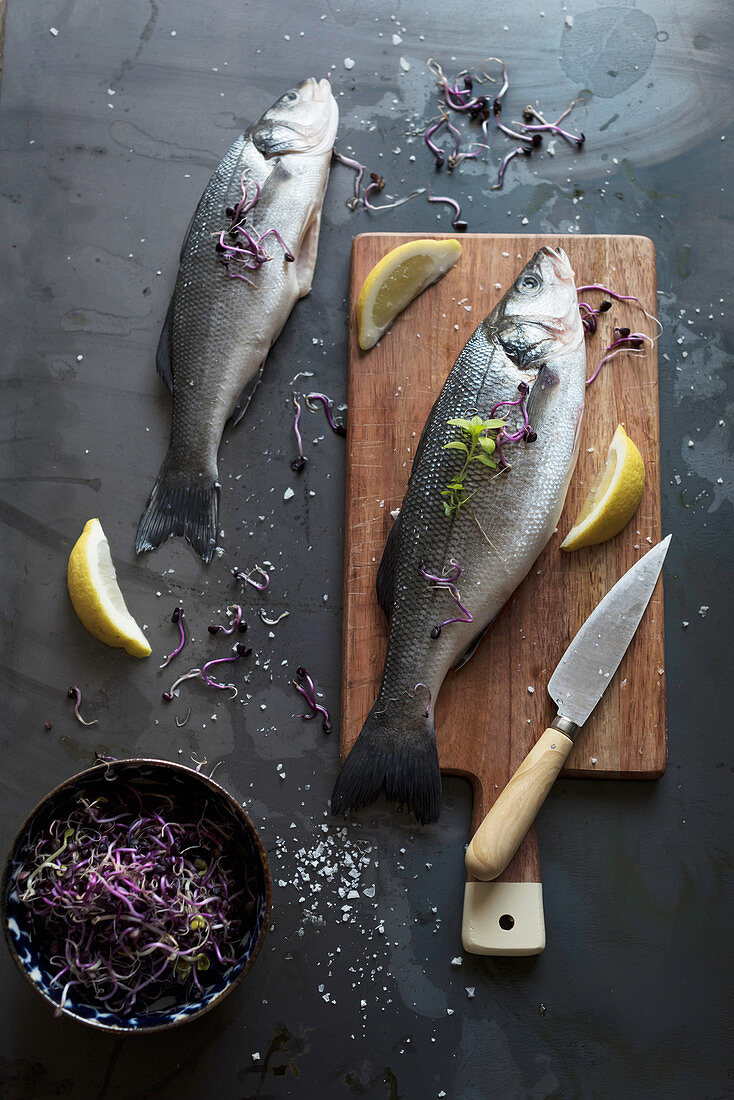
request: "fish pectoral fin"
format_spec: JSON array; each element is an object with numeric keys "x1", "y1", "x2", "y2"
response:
[
  {"x1": 155, "y1": 298, "x2": 175, "y2": 393},
  {"x1": 295, "y1": 210, "x2": 322, "y2": 298},
  {"x1": 452, "y1": 619, "x2": 495, "y2": 671},
  {"x1": 230, "y1": 363, "x2": 265, "y2": 426},
  {"x1": 376, "y1": 512, "x2": 402, "y2": 620}
]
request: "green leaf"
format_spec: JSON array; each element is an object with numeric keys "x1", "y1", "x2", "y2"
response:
[
  {"x1": 478, "y1": 436, "x2": 496, "y2": 454},
  {"x1": 443, "y1": 441, "x2": 469, "y2": 454},
  {"x1": 475, "y1": 453, "x2": 498, "y2": 468},
  {"x1": 446, "y1": 481, "x2": 464, "y2": 491},
  {"x1": 447, "y1": 417, "x2": 472, "y2": 430},
  {"x1": 482, "y1": 418, "x2": 506, "y2": 429}
]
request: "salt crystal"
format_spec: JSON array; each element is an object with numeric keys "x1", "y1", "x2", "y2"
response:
[
  {"x1": 466, "y1": 987, "x2": 476, "y2": 998},
  {"x1": 283, "y1": 487, "x2": 295, "y2": 500},
  {"x1": 698, "y1": 605, "x2": 709, "y2": 617},
  {"x1": 400, "y1": 57, "x2": 411, "y2": 72},
  {"x1": 49, "y1": 27, "x2": 59, "y2": 36},
  {"x1": 392, "y1": 33, "x2": 402, "y2": 45},
  {"x1": 451, "y1": 956, "x2": 462, "y2": 967},
  {"x1": 344, "y1": 57, "x2": 355, "y2": 70}
]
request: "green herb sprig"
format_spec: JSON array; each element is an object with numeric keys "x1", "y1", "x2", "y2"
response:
[{"x1": 441, "y1": 415, "x2": 506, "y2": 516}]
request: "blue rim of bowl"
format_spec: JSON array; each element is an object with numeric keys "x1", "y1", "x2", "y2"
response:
[{"x1": 1, "y1": 757, "x2": 272, "y2": 1033}]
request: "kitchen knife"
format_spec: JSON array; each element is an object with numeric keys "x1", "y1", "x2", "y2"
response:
[{"x1": 462, "y1": 534, "x2": 671, "y2": 952}]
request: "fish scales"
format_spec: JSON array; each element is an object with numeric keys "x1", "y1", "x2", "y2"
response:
[{"x1": 333, "y1": 248, "x2": 587, "y2": 824}]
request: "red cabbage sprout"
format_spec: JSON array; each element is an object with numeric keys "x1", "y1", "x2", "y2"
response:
[
  {"x1": 363, "y1": 173, "x2": 425, "y2": 212},
  {"x1": 492, "y1": 146, "x2": 530, "y2": 190},
  {"x1": 201, "y1": 643, "x2": 251, "y2": 698},
  {"x1": 175, "y1": 708, "x2": 192, "y2": 728},
  {"x1": 418, "y1": 560, "x2": 474, "y2": 639},
  {"x1": 304, "y1": 392, "x2": 347, "y2": 436},
  {"x1": 162, "y1": 669, "x2": 202, "y2": 703},
  {"x1": 291, "y1": 392, "x2": 307, "y2": 472},
  {"x1": 67, "y1": 686, "x2": 97, "y2": 728},
  {"x1": 232, "y1": 564, "x2": 270, "y2": 592},
  {"x1": 259, "y1": 609, "x2": 289, "y2": 626},
  {"x1": 427, "y1": 193, "x2": 467, "y2": 231},
  {"x1": 293, "y1": 666, "x2": 331, "y2": 733},
  {"x1": 586, "y1": 330, "x2": 653, "y2": 386},
  {"x1": 332, "y1": 149, "x2": 365, "y2": 210},
  {"x1": 159, "y1": 607, "x2": 187, "y2": 669},
  {"x1": 208, "y1": 604, "x2": 247, "y2": 636}
]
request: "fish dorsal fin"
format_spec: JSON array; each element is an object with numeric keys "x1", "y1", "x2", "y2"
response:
[
  {"x1": 155, "y1": 298, "x2": 175, "y2": 392},
  {"x1": 231, "y1": 363, "x2": 265, "y2": 426},
  {"x1": 376, "y1": 512, "x2": 402, "y2": 620}
]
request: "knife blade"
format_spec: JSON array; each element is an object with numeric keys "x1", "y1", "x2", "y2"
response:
[{"x1": 464, "y1": 535, "x2": 671, "y2": 885}]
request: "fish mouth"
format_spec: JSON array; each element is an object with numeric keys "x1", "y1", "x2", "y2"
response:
[
  {"x1": 282, "y1": 78, "x2": 338, "y2": 157},
  {"x1": 539, "y1": 245, "x2": 575, "y2": 284},
  {"x1": 296, "y1": 76, "x2": 334, "y2": 103}
]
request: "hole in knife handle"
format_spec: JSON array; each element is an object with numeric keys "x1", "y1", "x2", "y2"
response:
[{"x1": 498, "y1": 913, "x2": 515, "y2": 931}]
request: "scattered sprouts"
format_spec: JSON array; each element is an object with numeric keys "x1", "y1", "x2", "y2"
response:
[
  {"x1": 305, "y1": 392, "x2": 347, "y2": 436},
  {"x1": 232, "y1": 564, "x2": 270, "y2": 591},
  {"x1": 418, "y1": 561, "x2": 474, "y2": 639},
  {"x1": 208, "y1": 605, "x2": 247, "y2": 636},
  {"x1": 159, "y1": 607, "x2": 186, "y2": 669},
  {"x1": 66, "y1": 687, "x2": 97, "y2": 728},
  {"x1": 427, "y1": 193, "x2": 468, "y2": 231},
  {"x1": 291, "y1": 392, "x2": 306, "y2": 472},
  {"x1": 259, "y1": 609, "x2": 289, "y2": 626},
  {"x1": 293, "y1": 666, "x2": 331, "y2": 733}
]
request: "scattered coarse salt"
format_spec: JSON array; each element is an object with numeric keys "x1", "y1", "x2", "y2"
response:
[
  {"x1": 392, "y1": 33, "x2": 402, "y2": 45},
  {"x1": 400, "y1": 57, "x2": 411, "y2": 72},
  {"x1": 527, "y1": 685, "x2": 534, "y2": 694},
  {"x1": 451, "y1": 956, "x2": 462, "y2": 967},
  {"x1": 698, "y1": 605, "x2": 709, "y2": 617},
  {"x1": 283, "y1": 487, "x2": 295, "y2": 500},
  {"x1": 49, "y1": 27, "x2": 59, "y2": 36},
  {"x1": 343, "y1": 57, "x2": 355, "y2": 70},
  {"x1": 466, "y1": 987, "x2": 476, "y2": 998}
]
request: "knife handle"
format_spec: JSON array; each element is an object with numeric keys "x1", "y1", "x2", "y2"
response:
[{"x1": 465, "y1": 728, "x2": 574, "y2": 882}]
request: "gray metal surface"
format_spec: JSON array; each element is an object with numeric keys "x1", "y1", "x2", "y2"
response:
[
  {"x1": 0, "y1": 2, "x2": 731, "y2": 1098},
  {"x1": 549, "y1": 535, "x2": 671, "y2": 727}
]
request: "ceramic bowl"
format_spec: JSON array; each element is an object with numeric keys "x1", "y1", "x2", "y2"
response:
[{"x1": 1, "y1": 758, "x2": 271, "y2": 1032}]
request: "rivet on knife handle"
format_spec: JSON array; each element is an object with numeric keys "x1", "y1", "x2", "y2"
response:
[{"x1": 465, "y1": 726, "x2": 575, "y2": 882}]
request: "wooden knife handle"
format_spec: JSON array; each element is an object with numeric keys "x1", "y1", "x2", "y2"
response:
[{"x1": 465, "y1": 728, "x2": 574, "y2": 882}]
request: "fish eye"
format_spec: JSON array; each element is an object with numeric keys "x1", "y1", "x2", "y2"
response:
[
  {"x1": 280, "y1": 90, "x2": 298, "y2": 104},
  {"x1": 518, "y1": 273, "x2": 541, "y2": 293}
]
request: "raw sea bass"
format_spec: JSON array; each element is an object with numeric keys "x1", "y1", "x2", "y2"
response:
[
  {"x1": 333, "y1": 248, "x2": 587, "y2": 824},
  {"x1": 136, "y1": 78, "x2": 338, "y2": 563}
]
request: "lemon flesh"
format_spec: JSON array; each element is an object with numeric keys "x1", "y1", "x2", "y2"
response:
[
  {"x1": 357, "y1": 238, "x2": 462, "y2": 350},
  {"x1": 561, "y1": 425, "x2": 646, "y2": 551},
  {"x1": 67, "y1": 518, "x2": 151, "y2": 657}
]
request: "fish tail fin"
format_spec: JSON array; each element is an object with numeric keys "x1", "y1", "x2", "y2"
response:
[
  {"x1": 136, "y1": 455, "x2": 218, "y2": 564},
  {"x1": 331, "y1": 703, "x2": 441, "y2": 825}
]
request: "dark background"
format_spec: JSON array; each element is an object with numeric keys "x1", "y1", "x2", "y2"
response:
[{"x1": 0, "y1": 1, "x2": 731, "y2": 1097}]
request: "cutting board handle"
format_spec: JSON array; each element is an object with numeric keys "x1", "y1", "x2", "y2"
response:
[
  {"x1": 462, "y1": 882, "x2": 546, "y2": 955},
  {"x1": 465, "y1": 728, "x2": 574, "y2": 881}
]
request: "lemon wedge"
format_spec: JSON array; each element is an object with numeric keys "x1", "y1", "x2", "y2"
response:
[
  {"x1": 67, "y1": 519, "x2": 151, "y2": 657},
  {"x1": 561, "y1": 425, "x2": 645, "y2": 551},
  {"x1": 356, "y1": 238, "x2": 462, "y2": 350}
]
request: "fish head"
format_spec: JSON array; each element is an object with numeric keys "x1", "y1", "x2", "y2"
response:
[
  {"x1": 251, "y1": 78, "x2": 338, "y2": 160},
  {"x1": 491, "y1": 247, "x2": 584, "y2": 369}
]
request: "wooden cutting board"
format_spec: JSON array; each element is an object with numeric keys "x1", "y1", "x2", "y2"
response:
[{"x1": 341, "y1": 233, "x2": 665, "y2": 887}]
